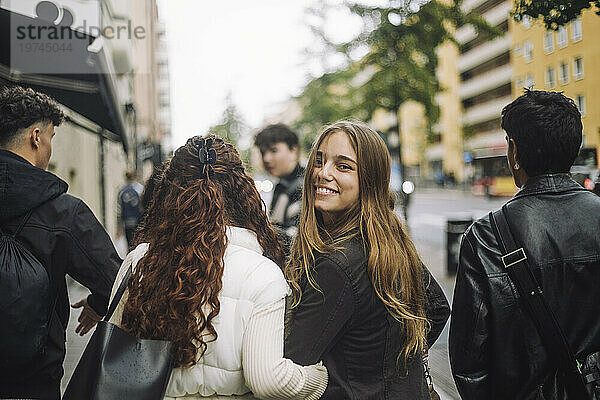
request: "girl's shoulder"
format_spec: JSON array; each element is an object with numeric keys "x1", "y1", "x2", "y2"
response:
[
  {"x1": 316, "y1": 235, "x2": 367, "y2": 275},
  {"x1": 332, "y1": 234, "x2": 366, "y2": 260},
  {"x1": 222, "y1": 247, "x2": 290, "y2": 306}
]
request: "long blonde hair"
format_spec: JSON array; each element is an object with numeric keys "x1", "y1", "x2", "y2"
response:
[{"x1": 285, "y1": 121, "x2": 428, "y2": 363}]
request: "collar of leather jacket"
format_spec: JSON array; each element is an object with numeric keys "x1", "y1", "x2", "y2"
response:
[{"x1": 513, "y1": 173, "x2": 585, "y2": 200}]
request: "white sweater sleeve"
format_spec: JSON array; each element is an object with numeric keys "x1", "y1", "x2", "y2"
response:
[{"x1": 242, "y1": 298, "x2": 328, "y2": 400}]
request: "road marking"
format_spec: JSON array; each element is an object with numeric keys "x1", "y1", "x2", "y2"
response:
[{"x1": 411, "y1": 213, "x2": 446, "y2": 228}]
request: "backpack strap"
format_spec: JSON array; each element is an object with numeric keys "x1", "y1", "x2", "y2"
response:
[
  {"x1": 0, "y1": 210, "x2": 34, "y2": 237},
  {"x1": 14, "y1": 210, "x2": 34, "y2": 236}
]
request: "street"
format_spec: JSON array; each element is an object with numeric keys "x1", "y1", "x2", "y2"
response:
[
  {"x1": 62, "y1": 187, "x2": 508, "y2": 397},
  {"x1": 403, "y1": 188, "x2": 506, "y2": 399}
]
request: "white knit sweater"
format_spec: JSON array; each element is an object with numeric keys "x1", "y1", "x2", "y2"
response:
[{"x1": 108, "y1": 227, "x2": 327, "y2": 400}]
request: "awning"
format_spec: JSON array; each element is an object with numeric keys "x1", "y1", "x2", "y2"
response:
[{"x1": 0, "y1": 7, "x2": 129, "y2": 153}]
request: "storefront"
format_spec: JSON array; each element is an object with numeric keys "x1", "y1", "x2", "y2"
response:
[{"x1": 0, "y1": 5, "x2": 132, "y2": 232}]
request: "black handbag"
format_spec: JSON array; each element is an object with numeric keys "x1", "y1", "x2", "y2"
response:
[
  {"x1": 63, "y1": 263, "x2": 174, "y2": 400},
  {"x1": 490, "y1": 206, "x2": 600, "y2": 400}
]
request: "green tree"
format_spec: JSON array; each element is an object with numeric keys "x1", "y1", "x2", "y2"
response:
[
  {"x1": 513, "y1": 0, "x2": 600, "y2": 30},
  {"x1": 207, "y1": 95, "x2": 253, "y2": 165},
  {"x1": 296, "y1": 0, "x2": 498, "y2": 142},
  {"x1": 208, "y1": 94, "x2": 247, "y2": 144},
  {"x1": 292, "y1": 67, "x2": 360, "y2": 150}
]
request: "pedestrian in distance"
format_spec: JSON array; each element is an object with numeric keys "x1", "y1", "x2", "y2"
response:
[
  {"x1": 284, "y1": 120, "x2": 450, "y2": 399},
  {"x1": 0, "y1": 86, "x2": 120, "y2": 399},
  {"x1": 450, "y1": 89, "x2": 600, "y2": 399},
  {"x1": 140, "y1": 163, "x2": 165, "y2": 212},
  {"x1": 107, "y1": 135, "x2": 328, "y2": 399},
  {"x1": 254, "y1": 124, "x2": 304, "y2": 251},
  {"x1": 116, "y1": 169, "x2": 144, "y2": 251}
]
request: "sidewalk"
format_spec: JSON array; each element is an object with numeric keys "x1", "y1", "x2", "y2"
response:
[
  {"x1": 62, "y1": 277, "x2": 91, "y2": 392},
  {"x1": 414, "y1": 238, "x2": 460, "y2": 400}
]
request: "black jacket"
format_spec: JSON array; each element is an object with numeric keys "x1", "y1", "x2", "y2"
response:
[
  {"x1": 270, "y1": 164, "x2": 304, "y2": 249},
  {"x1": 0, "y1": 150, "x2": 120, "y2": 394},
  {"x1": 285, "y1": 233, "x2": 450, "y2": 399},
  {"x1": 450, "y1": 174, "x2": 600, "y2": 400}
]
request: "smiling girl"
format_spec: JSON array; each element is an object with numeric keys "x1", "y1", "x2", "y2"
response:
[{"x1": 284, "y1": 121, "x2": 450, "y2": 399}]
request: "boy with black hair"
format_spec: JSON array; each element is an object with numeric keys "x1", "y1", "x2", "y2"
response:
[
  {"x1": 0, "y1": 86, "x2": 119, "y2": 399},
  {"x1": 255, "y1": 124, "x2": 304, "y2": 250},
  {"x1": 450, "y1": 90, "x2": 600, "y2": 400}
]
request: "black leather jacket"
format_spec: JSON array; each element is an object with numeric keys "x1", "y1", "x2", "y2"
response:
[
  {"x1": 285, "y1": 233, "x2": 450, "y2": 399},
  {"x1": 450, "y1": 174, "x2": 600, "y2": 400}
]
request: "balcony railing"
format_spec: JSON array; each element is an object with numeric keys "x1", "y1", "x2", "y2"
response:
[
  {"x1": 462, "y1": 95, "x2": 512, "y2": 126},
  {"x1": 459, "y1": 64, "x2": 512, "y2": 100},
  {"x1": 456, "y1": 1, "x2": 511, "y2": 44},
  {"x1": 458, "y1": 34, "x2": 511, "y2": 73},
  {"x1": 464, "y1": 129, "x2": 506, "y2": 150}
]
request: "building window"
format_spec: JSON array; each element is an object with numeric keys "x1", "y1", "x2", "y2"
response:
[
  {"x1": 514, "y1": 44, "x2": 522, "y2": 56},
  {"x1": 576, "y1": 95, "x2": 586, "y2": 116},
  {"x1": 525, "y1": 74, "x2": 534, "y2": 89},
  {"x1": 544, "y1": 32, "x2": 554, "y2": 53},
  {"x1": 571, "y1": 18, "x2": 582, "y2": 41},
  {"x1": 559, "y1": 62, "x2": 569, "y2": 84},
  {"x1": 522, "y1": 15, "x2": 532, "y2": 29},
  {"x1": 524, "y1": 40, "x2": 533, "y2": 62},
  {"x1": 557, "y1": 26, "x2": 568, "y2": 47},
  {"x1": 516, "y1": 77, "x2": 523, "y2": 89},
  {"x1": 574, "y1": 56, "x2": 584, "y2": 79},
  {"x1": 545, "y1": 67, "x2": 556, "y2": 88}
]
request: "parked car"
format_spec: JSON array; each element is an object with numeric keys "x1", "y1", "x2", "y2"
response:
[
  {"x1": 571, "y1": 165, "x2": 599, "y2": 191},
  {"x1": 571, "y1": 147, "x2": 598, "y2": 192}
]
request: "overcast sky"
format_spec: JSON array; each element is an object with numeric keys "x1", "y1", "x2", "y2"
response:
[{"x1": 157, "y1": 0, "x2": 367, "y2": 149}]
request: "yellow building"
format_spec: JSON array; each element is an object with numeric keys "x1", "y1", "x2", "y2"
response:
[
  {"x1": 399, "y1": 101, "x2": 427, "y2": 169},
  {"x1": 511, "y1": 9, "x2": 600, "y2": 161},
  {"x1": 414, "y1": 0, "x2": 599, "y2": 194},
  {"x1": 426, "y1": 0, "x2": 513, "y2": 192},
  {"x1": 436, "y1": 39, "x2": 463, "y2": 182}
]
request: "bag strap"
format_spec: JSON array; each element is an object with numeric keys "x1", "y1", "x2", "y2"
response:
[
  {"x1": 104, "y1": 262, "x2": 133, "y2": 322},
  {"x1": 489, "y1": 207, "x2": 589, "y2": 399},
  {"x1": 14, "y1": 210, "x2": 34, "y2": 236},
  {"x1": 423, "y1": 344, "x2": 434, "y2": 387},
  {"x1": 0, "y1": 210, "x2": 34, "y2": 237}
]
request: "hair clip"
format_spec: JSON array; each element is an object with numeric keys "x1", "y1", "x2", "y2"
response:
[{"x1": 198, "y1": 137, "x2": 217, "y2": 178}]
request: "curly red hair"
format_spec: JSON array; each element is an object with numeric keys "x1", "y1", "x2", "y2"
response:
[{"x1": 121, "y1": 135, "x2": 285, "y2": 368}]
